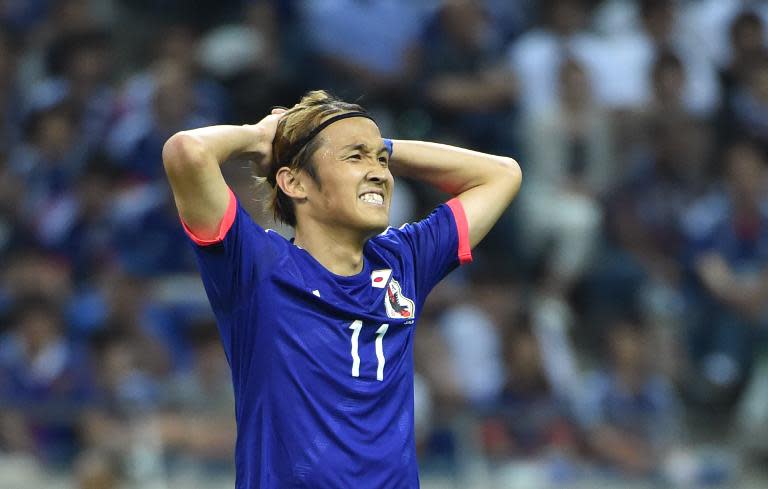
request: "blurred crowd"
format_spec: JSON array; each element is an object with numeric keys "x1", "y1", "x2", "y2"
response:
[{"x1": 2, "y1": 0, "x2": 768, "y2": 487}]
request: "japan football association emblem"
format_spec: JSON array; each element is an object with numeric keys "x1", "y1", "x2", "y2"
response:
[{"x1": 384, "y1": 279, "x2": 415, "y2": 319}]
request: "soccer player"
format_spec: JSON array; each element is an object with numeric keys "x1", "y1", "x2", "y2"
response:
[{"x1": 162, "y1": 91, "x2": 521, "y2": 488}]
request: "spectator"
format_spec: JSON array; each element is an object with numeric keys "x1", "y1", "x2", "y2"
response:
[
  {"x1": 31, "y1": 155, "x2": 121, "y2": 281},
  {"x1": 518, "y1": 57, "x2": 612, "y2": 292},
  {"x1": 9, "y1": 101, "x2": 87, "y2": 221},
  {"x1": 507, "y1": 0, "x2": 601, "y2": 114},
  {"x1": 682, "y1": 0, "x2": 768, "y2": 70},
  {"x1": 154, "y1": 320, "x2": 235, "y2": 469},
  {"x1": 719, "y1": 11, "x2": 766, "y2": 108},
  {"x1": 480, "y1": 323, "x2": 576, "y2": 461},
  {"x1": 682, "y1": 141, "x2": 768, "y2": 403},
  {"x1": 298, "y1": 0, "x2": 436, "y2": 107},
  {"x1": 107, "y1": 59, "x2": 225, "y2": 181},
  {"x1": 724, "y1": 53, "x2": 768, "y2": 152},
  {"x1": 0, "y1": 30, "x2": 23, "y2": 154},
  {"x1": 0, "y1": 296, "x2": 94, "y2": 465},
  {"x1": 597, "y1": 116, "x2": 710, "y2": 314},
  {"x1": 577, "y1": 318, "x2": 681, "y2": 478},
  {"x1": 416, "y1": 0, "x2": 517, "y2": 153}
]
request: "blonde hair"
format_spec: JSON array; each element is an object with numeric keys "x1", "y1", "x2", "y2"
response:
[{"x1": 264, "y1": 90, "x2": 365, "y2": 227}]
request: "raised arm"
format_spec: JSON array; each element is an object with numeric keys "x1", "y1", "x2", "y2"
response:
[
  {"x1": 162, "y1": 110, "x2": 284, "y2": 239},
  {"x1": 388, "y1": 140, "x2": 522, "y2": 248}
]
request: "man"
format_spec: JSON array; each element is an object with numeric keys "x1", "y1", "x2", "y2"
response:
[{"x1": 162, "y1": 90, "x2": 521, "y2": 488}]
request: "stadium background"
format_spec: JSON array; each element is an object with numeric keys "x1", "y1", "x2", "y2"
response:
[{"x1": 2, "y1": 0, "x2": 768, "y2": 487}]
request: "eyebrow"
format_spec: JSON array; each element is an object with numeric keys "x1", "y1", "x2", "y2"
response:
[{"x1": 340, "y1": 143, "x2": 388, "y2": 153}]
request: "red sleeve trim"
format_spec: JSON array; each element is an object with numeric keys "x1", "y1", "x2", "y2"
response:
[
  {"x1": 446, "y1": 198, "x2": 473, "y2": 265},
  {"x1": 181, "y1": 188, "x2": 237, "y2": 246}
]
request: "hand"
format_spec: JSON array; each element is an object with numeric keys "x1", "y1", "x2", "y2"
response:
[{"x1": 242, "y1": 107, "x2": 286, "y2": 177}]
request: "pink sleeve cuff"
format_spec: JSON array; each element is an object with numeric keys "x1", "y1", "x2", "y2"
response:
[
  {"x1": 446, "y1": 198, "x2": 473, "y2": 265},
  {"x1": 181, "y1": 188, "x2": 238, "y2": 246}
]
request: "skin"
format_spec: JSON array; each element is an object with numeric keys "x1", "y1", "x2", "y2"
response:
[
  {"x1": 276, "y1": 118, "x2": 394, "y2": 275},
  {"x1": 163, "y1": 106, "x2": 521, "y2": 276}
]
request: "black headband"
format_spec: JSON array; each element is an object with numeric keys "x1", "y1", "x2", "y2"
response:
[{"x1": 267, "y1": 111, "x2": 376, "y2": 186}]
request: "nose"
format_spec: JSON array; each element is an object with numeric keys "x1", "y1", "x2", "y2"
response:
[
  {"x1": 367, "y1": 170, "x2": 385, "y2": 183},
  {"x1": 365, "y1": 159, "x2": 388, "y2": 183}
]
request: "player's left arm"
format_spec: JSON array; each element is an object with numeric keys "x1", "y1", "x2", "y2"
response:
[{"x1": 388, "y1": 140, "x2": 522, "y2": 248}]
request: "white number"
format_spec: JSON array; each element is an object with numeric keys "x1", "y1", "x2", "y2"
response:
[
  {"x1": 375, "y1": 324, "x2": 389, "y2": 381},
  {"x1": 348, "y1": 321, "x2": 389, "y2": 381},
  {"x1": 349, "y1": 320, "x2": 363, "y2": 378}
]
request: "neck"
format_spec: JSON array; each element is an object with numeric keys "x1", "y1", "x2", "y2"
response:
[{"x1": 294, "y1": 221, "x2": 368, "y2": 276}]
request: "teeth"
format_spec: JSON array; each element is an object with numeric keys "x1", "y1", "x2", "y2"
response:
[{"x1": 360, "y1": 193, "x2": 383, "y2": 205}]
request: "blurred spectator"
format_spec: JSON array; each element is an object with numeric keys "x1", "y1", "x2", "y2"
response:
[
  {"x1": 109, "y1": 182, "x2": 196, "y2": 276},
  {"x1": 577, "y1": 318, "x2": 681, "y2": 478},
  {"x1": 154, "y1": 320, "x2": 235, "y2": 469},
  {"x1": 598, "y1": 116, "x2": 710, "y2": 314},
  {"x1": 9, "y1": 101, "x2": 88, "y2": 221},
  {"x1": 81, "y1": 332, "x2": 162, "y2": 455},
  {"x1": 0, "y1": 295, "x2": 93, "y2": 465},
  {"x1": 31, "y1": 155, "x2": 121, "y2": 280},
  {"x1": 682, "y1": 0, "x2": 768, "y2": 70},
  {"x1": 298, "y1": 0, "x2": 437, "y2": 107},
  {"x1": 1, "y1": 249, "x2": 73, "y2": 307},
  {"x1": 507, "y1": 0, "x2": 601, "y2": 114},
  {"x1": 718, "y1": 11, "x2": 766, "y2": 108},
  {"x1": 416, "y1": 0, "x2": 517, "y2": 153},
  {"x1": 480, "y1": 323, "x2": 576, "y2": 461},
  {"x1": 723, "y1": 53, "x2": 768, "y2": 152},
  {"x1": 107, "y1": 59, "x2": 226, "y2": 180},
  {"x1": 617, "y1": 50, "x2": 693, "y2": 187},
  {"x1": 0, "y1": 29, "x2": 23, "y2": 154},
  {"x1": 200, "y1": 2, "x2": 286, "y2": 122},
  {"x1": 518, "y1": 57, "x2": 611, "y2": 292},
  {"x1": 682, "y1": 141, "x2": 768, "y2": 403},
  {"x1": 25, "y1": 26, "x2": 116, "y2": 156},
  {"x1": 437, "y1": 274, "x2": 516, "y2": 407},
  {"x1": 0, "y1": 153, "x2": 27, "y2": 258},
  {"x1": 117, "y1": 25, "x2": 229, "y2": 124}
]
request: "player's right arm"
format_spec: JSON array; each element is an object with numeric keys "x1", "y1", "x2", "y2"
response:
[{"x1": 162, "y1": 110, "x2": 284, "y2": 239}]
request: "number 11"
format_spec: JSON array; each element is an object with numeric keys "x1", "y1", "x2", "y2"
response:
[{"x1": 349, "y1": 320, "x2": 389, "y2": 381}]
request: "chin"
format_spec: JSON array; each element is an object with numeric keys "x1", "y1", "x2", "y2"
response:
[
  {"x1": 357, "y1": 213, "x2": 389, "y2": 236},
  {"x1": 363, "y1": 218, "x2": 389, "y2": 236}
]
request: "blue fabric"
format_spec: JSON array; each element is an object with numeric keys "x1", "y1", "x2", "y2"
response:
[
  {"x1": 383, "y1": 138, "x2": 394, "y2": 157},
  {"x1": 188, "y1": 199, "x2": 462, "y2": 488}
]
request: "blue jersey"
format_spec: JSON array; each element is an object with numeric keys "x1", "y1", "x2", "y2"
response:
[{"x1": 182, "y1": 188, "x2": 472, "y2": 488}]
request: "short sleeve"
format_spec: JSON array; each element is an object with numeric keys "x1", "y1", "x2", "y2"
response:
[
  {"x1": 181, "y1": 189, "x2": 278, "y2": 353},
  {"x1": 385, "y1": 198, "x2": 472, "y2": 301}
]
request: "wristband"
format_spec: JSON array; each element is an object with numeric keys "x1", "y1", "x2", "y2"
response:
[{"x1": 383, "y1": 138, "x2": 393, "y2": 157}]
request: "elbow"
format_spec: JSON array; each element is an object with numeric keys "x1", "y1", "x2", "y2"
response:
[
  {"x1": 162, "y1": 132, "x2": 209, "y2": 175},
  {"x1": 498, "y1": 157, "x2": 522, "y2": 192}
]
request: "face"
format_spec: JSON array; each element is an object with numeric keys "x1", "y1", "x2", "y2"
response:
[{"x1": 298, "y1": 117, "x2": 394, "y2": 237}]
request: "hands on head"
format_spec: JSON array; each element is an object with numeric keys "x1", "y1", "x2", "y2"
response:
[{"x1": 245, "y1": 107, "x2": 287, "y2": 178}]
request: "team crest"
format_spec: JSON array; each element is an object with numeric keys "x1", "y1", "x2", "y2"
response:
[{"x1": 384, "y1": 279, "x2": 415, "y2": 319}]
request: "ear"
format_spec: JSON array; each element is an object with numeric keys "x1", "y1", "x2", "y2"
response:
[{"x1": 276, "y1": 167, "x2": 307, "y2": 200}]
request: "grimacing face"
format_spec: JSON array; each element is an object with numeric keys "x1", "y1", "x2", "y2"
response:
[{"x1": 299, "y1": 117, "x2": 394, "y2": 236}]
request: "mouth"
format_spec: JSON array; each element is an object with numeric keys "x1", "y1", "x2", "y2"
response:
[{"x1": 358, "y1": 191, "x2": 385, "y2": 206}]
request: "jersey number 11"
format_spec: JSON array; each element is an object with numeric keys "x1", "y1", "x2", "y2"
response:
[{"x1": 349, "y1": 320, "x2": 389, "y2": 381}]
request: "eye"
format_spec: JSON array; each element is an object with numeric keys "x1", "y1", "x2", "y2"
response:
[
  {"x1": 348, "y1": 153, "x2": 362, "y2": 160},
  {"x1": 378, "y1": 156, "x2": 389, "y2": 166}
]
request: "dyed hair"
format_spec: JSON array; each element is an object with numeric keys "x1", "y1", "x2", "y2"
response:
[{"x1": 265, "y1": 90, "x2": 365, "y2": 227}]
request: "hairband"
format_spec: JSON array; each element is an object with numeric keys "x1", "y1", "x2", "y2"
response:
[{"x1": 267, "y1": 111, "x2": 377, "y2": 186}]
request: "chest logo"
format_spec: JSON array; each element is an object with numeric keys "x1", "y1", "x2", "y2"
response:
[{"x1": 384, "y1": 279, "x2": 415, "y2": 319}]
